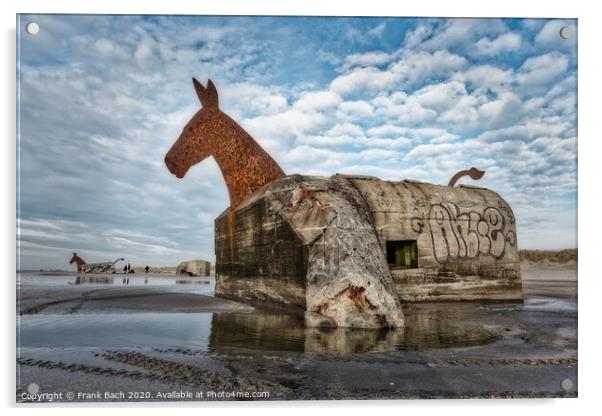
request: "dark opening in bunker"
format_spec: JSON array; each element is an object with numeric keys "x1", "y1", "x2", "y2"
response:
[{"x1": 386, "y1": 240, "x2": 418, "y2": 268}]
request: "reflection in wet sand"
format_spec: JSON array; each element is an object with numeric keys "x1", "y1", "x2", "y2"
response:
[
  {"x1": 176, "y1": 279, "x2": 211, "y2": 285},
  {"x1": 209, "y1": 306, "x2": 498, "y2": 353},
  {"x1": 73, "y1": 275, "x2": 114, "y2": 285},
  {"x1": 19, "y1": 307, "x2": 496, "y2": 353},
  {"x1": 209, "y1": 313, "x2": 305, "y2": 352}
]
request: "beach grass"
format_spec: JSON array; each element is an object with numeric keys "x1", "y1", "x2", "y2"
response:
[{"x1": 519, "y1": 248, "x2": 577, "y2": 263}]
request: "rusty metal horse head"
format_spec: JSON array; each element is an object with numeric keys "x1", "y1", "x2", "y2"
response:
[{"x1": 164, "y1": 78, "x2": 286, "y2": 208}]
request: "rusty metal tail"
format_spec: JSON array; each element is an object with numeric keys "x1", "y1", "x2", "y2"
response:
[{"x1": 448, "y1": 167, "x2": 485, "y2": 187}]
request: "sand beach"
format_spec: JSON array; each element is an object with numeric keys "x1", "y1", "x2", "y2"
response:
[{"x1": 16, "y1": 261, "x2": 577, "y2": 401}]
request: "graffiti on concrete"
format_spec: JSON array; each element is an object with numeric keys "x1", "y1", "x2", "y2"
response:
[
  {"x1": 412, "y1": 202, "x2": 516, "y2": 263},
  {"x1": 496, "y1": 199, "x2": 516, "y2": 224}
]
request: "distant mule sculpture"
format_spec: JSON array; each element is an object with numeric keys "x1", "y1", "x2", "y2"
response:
[
  {"x1": 164, "y1": 78, "x2": 286, "y2": 208},
  {"x1": 68, "y1": 253, "x2": 125, "y2": 274},
  {"x1": 69, "y1": 252, "x2": 87, "y2": 273}
]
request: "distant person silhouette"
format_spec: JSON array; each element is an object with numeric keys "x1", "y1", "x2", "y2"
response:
[
  {"x1": 145, "y1": 265, "x2": 150, "y2": 273},
  {"x1": 123, "y1": 264, "x2": 127, "y2": 274}
]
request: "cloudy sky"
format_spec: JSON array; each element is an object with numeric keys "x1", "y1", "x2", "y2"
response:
[{"x1": 17, "y1": 15, "x2": 577, "y2": 270}]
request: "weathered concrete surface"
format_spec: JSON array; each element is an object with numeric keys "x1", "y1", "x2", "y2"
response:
[
  {"x1": 176, "y1": 260, "x2": 211, "y2": 277},
  {"x1": 215, "y1": 175, "x2": 405, "y2": 328},
  {"x1": 215, "y1": 174, "x2": 522, "y2": 327},
  {"x1": 347, "y1": 176, "x2": 522, "y2": 302}
]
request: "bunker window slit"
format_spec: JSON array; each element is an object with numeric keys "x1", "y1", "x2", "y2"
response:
[{"x1": 386, "y1": 240, "x2": 418, "y2": 268}]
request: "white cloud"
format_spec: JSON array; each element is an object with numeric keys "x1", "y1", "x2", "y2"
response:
[
  {"x1": 476, "y1": 91, "x2": 524, "y2": 129},
  {"x1": 517, "y1": 52, "x2": 569, "y2": 93},
  {"x1": 294, "y1": 90, "x2": 342, "y2": 112},
  {"x1": 94, "y1": 38, "x2": 130, "y2": 59},
  {"x1": 220, "y1": 82, "x2": 288, "y2": 118},
  {"x1": 341, "y1": 51, "x2": 392, "y2": 71},
  {"x1": 477, "y1": 120, "x2": 572, "y2": 143},
  {"x1": 458, "y1": 65, "x2": 513, "y2": 89},
  {"x1": 363, "y1": 137, "x2": 411, "y2": 149},
  {"x1": 404, "y1": 142, "x2": 459, "y2": 161},
  {"x1": 403, "y1": 24, "x2": 433, "y2": 49},
  {"x1": 418, "y1": 19, "x2": 507, "y2": 50},
  {"x1": 388, "y1": 50, "x2": 468, "y2": 86},
  {"x1": 375, "y1": 96, "x2": 438, "y2": 125},
  {"x1": 330, "y1": 66, "x2": 396, "y2": 96},
  {"x1": 358, "y1": 148, "x2": 400, "y2": 160},
  {"x1": 367, "y1": 22, "x2": 387, "y2": 38},
  {"x1": 339, "y1": 100, "x2": 374, "y2": 118},
  {"x1": 413, "y1": 81, "x2": 466, "y2": 112},
  {"x1": 243, "y1": 108, "x2": 328, "y2": 145},
  {"x1": 474, "y1": 32, "x2": 522, "y2": 56},
  {"x1": 429, "y1": 132, "x2": 460, "y2": 144},
  {"x1": 332, "y1": 50, "x2": 467, "y2": 96},
  {"x1": 367, "y1": 125, "x2": 407, "y2": 137},
  {"x1": 297, "y1": 134, "x2": 355, "y2": 147},
  {"x1": 327, "y1": 123, "x2": 364, "y2": 137}
]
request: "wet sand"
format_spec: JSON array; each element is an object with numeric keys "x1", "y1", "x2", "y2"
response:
[
  {"x1": 521, "y1": 261, "x2": 578, "y2": 298},
  {"x1": 18, "y1": 286, "x2": 255, "y2": 315},
  {"x1": 16, "y1": 262, "x2": 577, "y2": 401}
]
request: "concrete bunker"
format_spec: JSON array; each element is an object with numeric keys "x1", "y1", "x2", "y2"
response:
[
  {"x1": 214, "y1": 174, "x2": 406, "y2": 329},
  {"x1": 347, "y1": 176, "x2": 522, "y2": 302},
  {"x1": 164, "y1": 79, "x2": 522, "y2": 329},
  {"x1": 176, "y1": 259, "x2": 211, "y2": 277},
  {"x1": 214, "y1": 174, "x2": 522, "y2": 328}
]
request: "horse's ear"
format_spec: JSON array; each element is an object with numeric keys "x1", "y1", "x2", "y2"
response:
[
  {"x1": 204, "y1": 79, "x2": 219, "y2": 109},
  {"x1": 192, "y1": 77, "x2": 219, "y2": 109},
  {"x1": 192, "y1": 77, "x2": 206, "y2": 103}
]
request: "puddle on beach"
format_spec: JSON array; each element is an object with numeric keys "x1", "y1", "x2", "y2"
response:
[
  {"x1": 18, "y1": 308, "x2": 498, "y2": 354},
  {"x1": 18, "y1": 272, "x2": 500, "y2": 353},
  {"x1": 479, "y1": 297, "x2": 577, "y2": 313},
  {"x1": 209, "y1": 309, "x2": 499, "y2": 353}
]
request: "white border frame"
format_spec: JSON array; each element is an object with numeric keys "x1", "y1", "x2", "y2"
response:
[{"x1": 3, "y1": 1, "x2": 600, "y2": 415}]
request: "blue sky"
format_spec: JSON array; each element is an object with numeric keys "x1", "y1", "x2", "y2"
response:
[{"x1": 17, "y1": 15, "x2": 577, "y2": 270}]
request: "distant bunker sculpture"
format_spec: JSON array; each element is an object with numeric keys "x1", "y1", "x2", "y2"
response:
[
  {"x1": 176, "y1": 259, "x2": 211, "y2": 277},
  {"x1": 165, "y1": 79, "x2": 523, "y2": 329}
]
